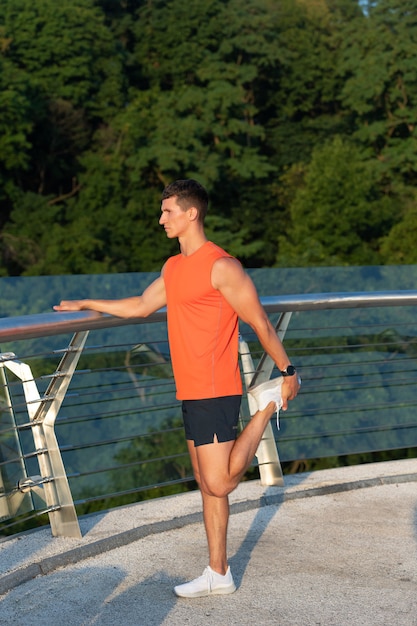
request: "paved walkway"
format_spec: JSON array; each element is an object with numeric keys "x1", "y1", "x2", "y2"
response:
[{"x1": 1, "y1": 459, "x2": 416, "y2": 626}]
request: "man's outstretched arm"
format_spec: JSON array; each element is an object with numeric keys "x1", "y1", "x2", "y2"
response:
[{"x1": 53, "y1": 274, "x2": 167, "y2": 319}]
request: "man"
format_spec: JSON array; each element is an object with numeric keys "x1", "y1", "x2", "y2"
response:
[{"x1": 54, "y1": 179, "x2": 300, "y2": 597}]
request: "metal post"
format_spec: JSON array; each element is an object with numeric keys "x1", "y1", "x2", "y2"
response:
[
  {"x1": 0, "y1": 469, "x2": 9, "y2": 521},
  {"x1": 0, "y1": 331, "x2": 89, "y2": 538},
  {"x1": 0, "y1": 355, "x2": 34, "y2": 520},
  {"x1": 239, "y1": 311, "x2": 293, "y2": 486}
]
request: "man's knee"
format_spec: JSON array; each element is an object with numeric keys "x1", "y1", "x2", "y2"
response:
[{"x1": 201, "y1": 476, "x2": 236, "y2": 498}]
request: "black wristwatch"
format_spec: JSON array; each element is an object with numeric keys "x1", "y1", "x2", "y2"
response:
[{"x1": 280, "y1": 365, "x2": 296, "y2": 377}]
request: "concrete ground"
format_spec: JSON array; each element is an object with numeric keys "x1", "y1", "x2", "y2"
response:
[{"x1": 0, "y1": 458, "x2": 416, "y2": 626}]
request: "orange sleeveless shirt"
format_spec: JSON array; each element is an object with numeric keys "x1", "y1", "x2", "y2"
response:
[{"x1": 163, "y1": 241, "x2": 242, "y2": 400}]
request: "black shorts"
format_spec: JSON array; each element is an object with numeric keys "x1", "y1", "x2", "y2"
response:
[{"x1": 182, "y1": 395, "x2": 242, "y2": 447}]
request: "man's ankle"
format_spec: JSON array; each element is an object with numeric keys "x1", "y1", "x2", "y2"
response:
[{"x1": 209, "y1": 564, "x2": 228, "y2": 576}]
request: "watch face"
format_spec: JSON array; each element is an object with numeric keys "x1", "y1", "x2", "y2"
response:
[{"x1": 285, "y1": 365, "x2": 296, "y2": 376}]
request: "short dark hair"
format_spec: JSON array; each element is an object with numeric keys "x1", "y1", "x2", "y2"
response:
[{"x1": 161, "y1": 179, "x2": 209, "y2": 223}]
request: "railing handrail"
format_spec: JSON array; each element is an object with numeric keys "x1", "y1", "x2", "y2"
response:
[
  {"x1": 262, "y1": 290, "x2": 417, "y2": 311},
  {"x1": 2, "y1": 290, "x2": 417, "y2": 342}
]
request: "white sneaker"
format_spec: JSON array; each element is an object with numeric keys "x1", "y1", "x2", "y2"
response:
[
  {"x1": 248, "y1": 378, "x2": 283, "y2": 429},
  {"x1": 248, "y1": 377, "x2": 283, "y2": 412},
  {"x1": 174, "y1": 566, "x2": 236, "y2": 598}
]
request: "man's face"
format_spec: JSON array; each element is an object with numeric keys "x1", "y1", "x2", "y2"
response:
[{"x1": 159, "y1": 196, "x2": 190, "y2": 239}]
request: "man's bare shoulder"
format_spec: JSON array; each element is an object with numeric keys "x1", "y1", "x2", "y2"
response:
[{"x1": 211, "y1": 255, "x2": 245, "y2": 289}]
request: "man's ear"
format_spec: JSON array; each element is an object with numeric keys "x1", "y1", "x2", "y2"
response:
[{"x1": 188, "y1": 206, "x2": 199, "y2": 222}]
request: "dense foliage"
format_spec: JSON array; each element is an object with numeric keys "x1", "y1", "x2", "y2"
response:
[{"x1": 0, "y1": 0, "x2": 416, "y2": 276}]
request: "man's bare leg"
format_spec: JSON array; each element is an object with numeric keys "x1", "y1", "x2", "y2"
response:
[
  {"x1": 195, "y1": 401, "x2": 277, "y2": 497},
  {"x1": 187, "y1": 402, "x2": 277, "y2": 575},
  {"x1": 187, "y1": 441, "x2": 230, "y2": 574},
  {"x1": 201, "y1": 490, "x2": 230, "y2": 574},
  {"x1": 188, "y1": 442, "x2": 232, "y2": 575}
]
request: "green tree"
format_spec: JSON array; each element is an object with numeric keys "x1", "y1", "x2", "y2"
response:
[
  {"x1": 2, "y1": 0, "x2": 124, "y2": 116},
  {"x1": 264, "y1": 0, "x2": 363, "y2": 171},
  {"x1": 276, "y1": 136, "x2": 395, "y2": 266},
  {"x1": 0, "y1": 56, "x2": 34, "y2": 174},
  {"x1": 125, "y1": 0, "x2": 276, "y2": 185},
  {"x1": 0, "y1": 54, "x2": 36, "y2": 274},
  {"x1": 339, "y1": 0, "x2": 417, "y2": 192},
  {"x1": 41, "y1": 0, "x2": 290, "y2": 272},
  {"x1": 380, "y1": 191, "x2": 417, "y2": 264},
  {"x1": 0, "y1": 0, "x2": 127, "y2": 274},
  {"x1": 0, "y1": 0, "x2": 124, "y2": 198},
  {"x1": 2, "y1": 0, "x2": 417, "y2": 276}
]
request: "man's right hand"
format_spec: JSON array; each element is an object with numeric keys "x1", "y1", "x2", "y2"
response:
[{"x1": 53, "y1": 300, "x2": 84, "y2": 311}]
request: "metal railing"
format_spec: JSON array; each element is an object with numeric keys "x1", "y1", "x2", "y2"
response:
[{"x1": 1, "y1": 289, "x2": 417, "y2": 538}]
